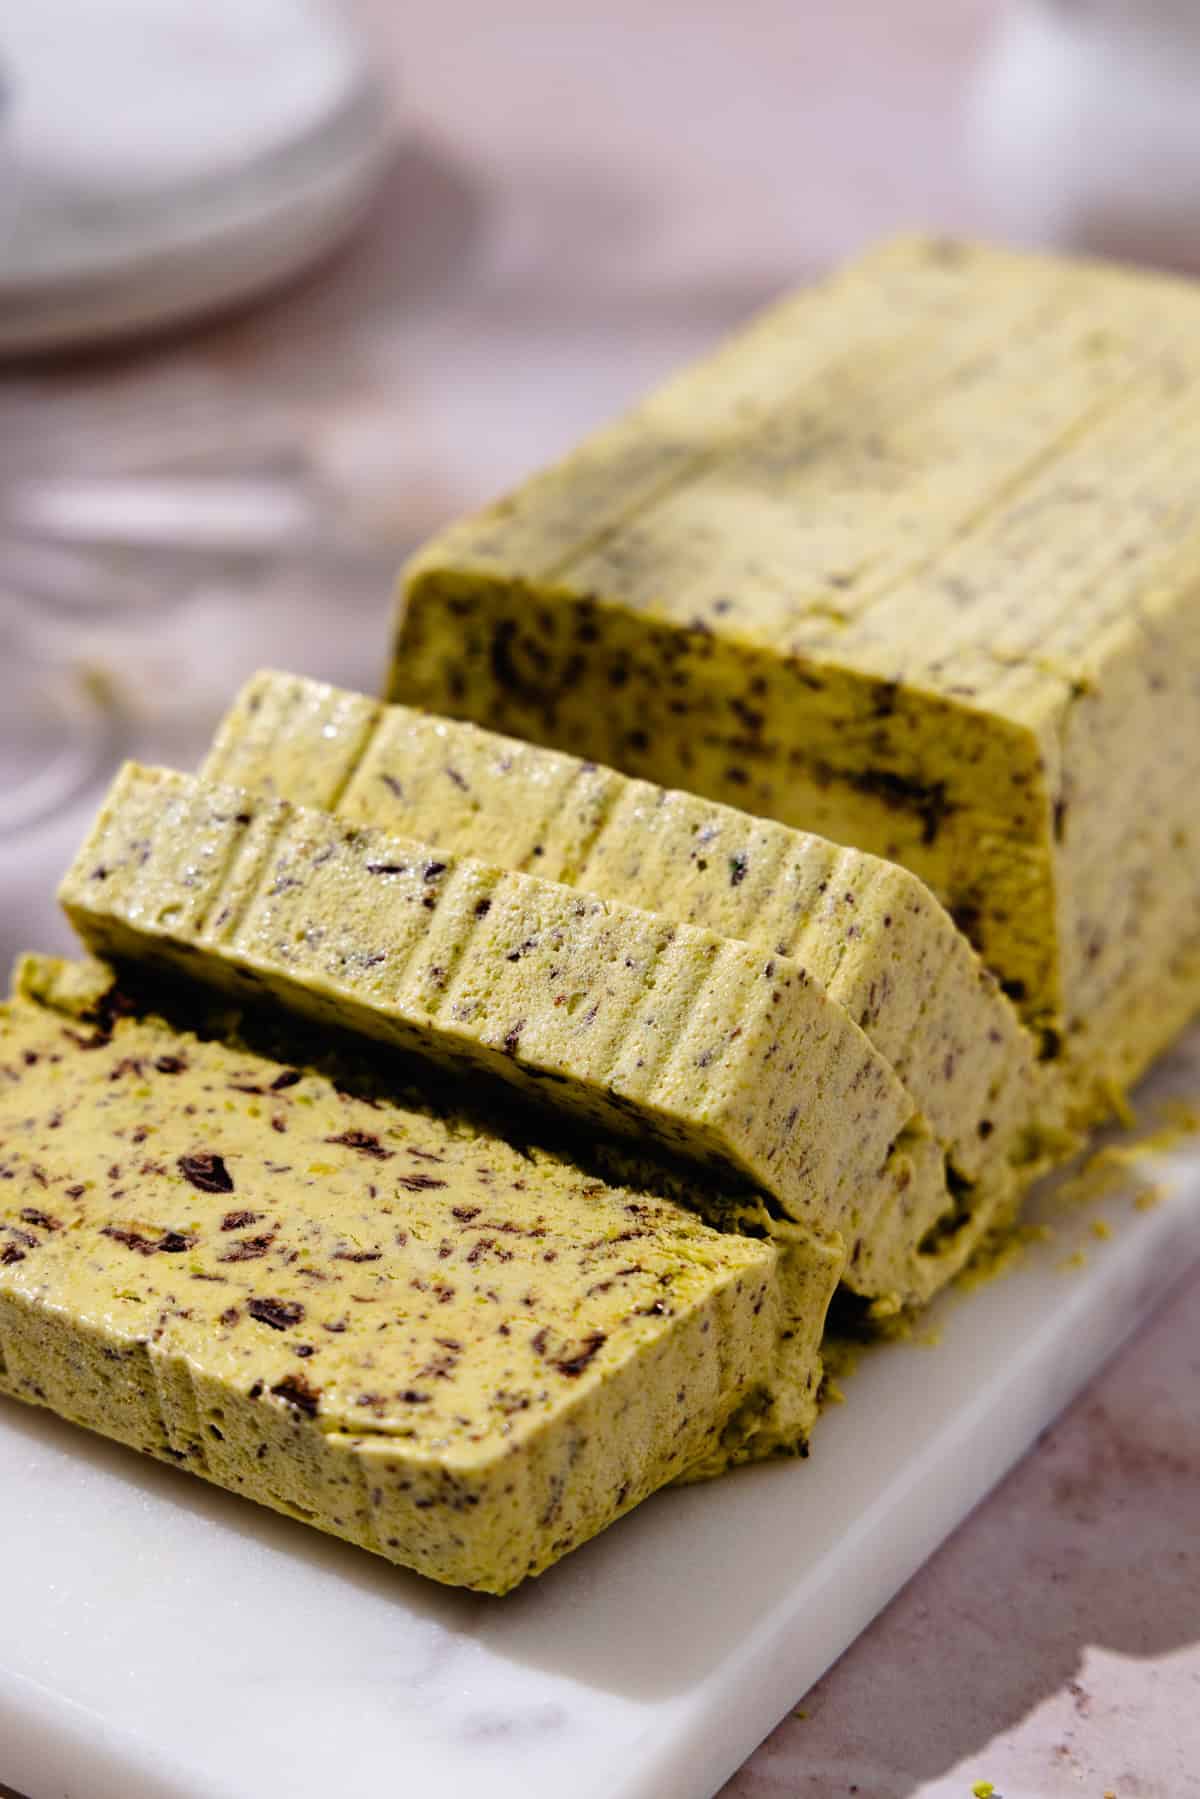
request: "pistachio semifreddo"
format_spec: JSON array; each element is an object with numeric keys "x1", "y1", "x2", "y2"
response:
[
  {"x1": 59, "y1": 763, "x2": 914, "y2": 1266},
  {"x1": 201, "y1": 671, "x2": 1051, "y2": 1301},
  {"x1": 388, "y1": 234, "x2": 1200, "y2": 1116},
  {"x1": 0, "y1": 955, "x2": 792, "y2": 1592}
]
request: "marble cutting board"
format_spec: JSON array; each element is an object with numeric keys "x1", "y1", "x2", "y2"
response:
[{"x1": 2, "y1": 1028, "x2": 1199, "y2": 1799}]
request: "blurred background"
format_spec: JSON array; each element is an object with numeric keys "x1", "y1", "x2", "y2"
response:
[{"x1": 3, "y1": 0, "x2": 1200, "y2": 971}]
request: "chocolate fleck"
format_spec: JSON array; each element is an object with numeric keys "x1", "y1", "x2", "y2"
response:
[
  {"x1": 20, "y1": 1208, "x2": 61, "y2": 1232},
  {"x1": 325, "y1": 1130, "x2": 393, "y2": 1160},
  {"x1": 547, "y1": 1332, "x2": 607, "y2": 1377},
  {"x1": 102, "y1": 1225, "x2": 194, "y2": 1256},
  {"x1": 248, "y1": 1297, "x2": 305, "y2": 1331},
  {"x1": 219, "y1": 1234, "x2": 276, "y2": 1263},
  {"x1": 178, "y1": 1152, "x2": 234, "y2": 1194},
  {"x1": 270, "y1": 1373, "x2": 320, "y2": 1417}
]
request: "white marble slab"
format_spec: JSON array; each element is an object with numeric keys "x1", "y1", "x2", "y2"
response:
[{"x1": 2, "y1": 1035, "x2": 1199, "y2": 1799}]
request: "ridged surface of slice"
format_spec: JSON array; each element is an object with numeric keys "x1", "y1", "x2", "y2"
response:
[
  {"x1": 204, "y1": 673, "x2": 1055, "y2": 1300},
  {"x1": 60, "y1": 765, "x2": 913, "y2": 1257}
]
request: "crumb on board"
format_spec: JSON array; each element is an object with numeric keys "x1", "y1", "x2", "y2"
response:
[
  {"x1": 955, "y1": 1221, "x2": 1052, "y2": 1293},
  {"x1": 1038, "y1": 1097, "x2": 1200, "y2": 1221}
]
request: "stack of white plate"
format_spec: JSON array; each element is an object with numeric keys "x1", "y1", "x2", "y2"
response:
[{"x1": 0, "y1": 0, "x2": 393, "y2": 353}]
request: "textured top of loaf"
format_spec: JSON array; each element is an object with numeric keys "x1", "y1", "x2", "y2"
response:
[{"x1": 404, "y1": 233, "x2": 1200, "y2": 731}]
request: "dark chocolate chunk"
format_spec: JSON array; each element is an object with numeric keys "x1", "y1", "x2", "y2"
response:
[
  {"x1": 324, "y1": 1130, "x2": 394, "y2": 1160},
  {"x1": 270, "y1": 1373, "x2": 320, "y2": 1417},
  {"x1": 20, "y1": 1208, "x2": 61, "y2": 1232},
  {"x1": 248, "y1": 1297, "x2": 305, "y2": 1331},
  {"x1": 219, "y1": 1234, "x2": 276, "y2": 1263},
  {"x1": 101, "y1": 1225, "x2": 195, "y2": 1256},
  {"x1": 177, "y1": 1152, "x2": 234, "y2": 1194},
  {"x1": 397, "y1": 1173, "x2": 449, "y2": 1192}
]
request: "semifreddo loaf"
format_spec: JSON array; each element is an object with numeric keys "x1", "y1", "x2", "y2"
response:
[{"x1": 388, "y1": 234, "x2": 1200, "y2": 1119}]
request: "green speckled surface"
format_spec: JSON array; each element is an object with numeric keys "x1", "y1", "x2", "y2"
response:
[{"x1": 0, "y1": 954, "x2": 782, "y2": 1592}]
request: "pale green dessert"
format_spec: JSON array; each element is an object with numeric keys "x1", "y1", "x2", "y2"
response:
[
  {"x1": 201, "y1": 671, "x2": 1053, "y2": 1302},
  {"x1": 60, "y1": 763, "x2": 913, "y2": 1266},
  {"x1": 388, "y1": 234, "x2": 1200, "y2": 1117},
  {"x1": 0, "y1": 955, "x2": 787, "y2": 1592}
]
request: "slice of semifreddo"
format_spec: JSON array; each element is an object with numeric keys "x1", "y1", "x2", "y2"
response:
[
  {"x1": 566, "y1": 1148, "x2": 844, "y2": 1479},
  {"x1": 670, "y1": 1199, "x2": 840, "y2": 1482},
  {"x1": 60, "y1": 763, "x2": 912, "y2": 1266},
  {"x1": 387, "y1": 234, "x2": 1200, "y2": 1118},
  {"x1": 201, "y1": 671, "x2": 1054, "y2": 1301},
  {"x1": 0, "y1": 954, "x2": 786, "y2": 1593}
]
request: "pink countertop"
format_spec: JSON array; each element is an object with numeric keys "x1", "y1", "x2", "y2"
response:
[{"x1": 723, "y1": 1270, "x2": 1200, "y2": 1799}]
